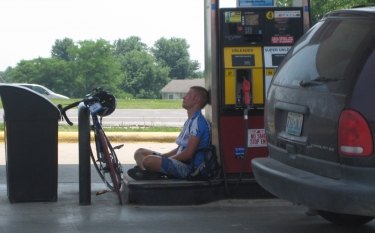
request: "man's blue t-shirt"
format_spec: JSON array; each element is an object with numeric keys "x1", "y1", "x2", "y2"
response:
[{"x1": 175, "y1": 110, "x2": 211, "y2": 169}]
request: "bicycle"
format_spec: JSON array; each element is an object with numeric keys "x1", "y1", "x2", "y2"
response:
[{"x1": 57, "y1": 88, "x2": 123, "y2": 205}]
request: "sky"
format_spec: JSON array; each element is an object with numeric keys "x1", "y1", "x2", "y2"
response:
[{"x1": 0, "y1": 0, "x2": 236, "y2": 72}]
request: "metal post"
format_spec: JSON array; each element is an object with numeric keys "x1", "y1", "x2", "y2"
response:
[{"x1": 78, "y1": 102, "x2": 91, "y2": 205}]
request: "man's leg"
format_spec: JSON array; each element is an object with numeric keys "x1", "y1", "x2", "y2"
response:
[
  {"x1": 128, "y1": 149, "x2": 163, "y2": 181},
  {"x1": 134, "y1": 148, "x2": 154, "y2": 170},
  {"x1": 134, "y1": 148, "x2": 162, "y2": 171},
  {"x1": 159, "y1": 157, "x2": 190, "y2": 179},
  {"x1": 143, "y1": 156, "x2": 162, "y2": 172}
]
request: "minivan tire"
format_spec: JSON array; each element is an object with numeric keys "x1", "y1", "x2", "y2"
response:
[{"x1": 317, "y1": 210, "x2": 374, "y2": 226}]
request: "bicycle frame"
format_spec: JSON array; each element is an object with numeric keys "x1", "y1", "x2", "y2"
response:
[
  {"x1": 88, "y1": 101, "x2": 123, "y2": 205},
  {"x1": 57, "y1": 89, "x2": 123, "y2": 205}
]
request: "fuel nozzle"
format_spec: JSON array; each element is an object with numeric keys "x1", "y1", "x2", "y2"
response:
[{"x1": 242, "y1": 76, "x2": 251, "y2": 107}]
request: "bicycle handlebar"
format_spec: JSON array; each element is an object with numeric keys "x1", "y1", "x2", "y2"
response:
[
  {"x1": 57, "y1": 101, "x2": 80, "y2": 126},
  {"x1": 57, "y1": 88, "x2": 109, "y2": 126}
]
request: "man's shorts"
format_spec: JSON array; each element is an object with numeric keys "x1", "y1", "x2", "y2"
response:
[{"x1": 159, "y1": 156, "x2": 190, "y2": 179}]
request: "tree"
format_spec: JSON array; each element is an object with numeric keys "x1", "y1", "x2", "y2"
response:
[
  {"x1": 119, "y1": 50, "x2": 170, "y2": 98},
  {"x1": 151, "y1": 37, "x2": 201, "y2": 79},
  {"x1": 276, "y1": 0, "x2": 292, "y2": 7},
  {"x1": 51, "y1": 38, "x2": 75, "y2": 61},
  {"x1": 276, "y1": 0, "x2": 375, "y2": 25},
  {"x1": 6, "y1": 57, "x2": 75, "y2": 96},
  {"x1": 69, "y1": 39, "x2": 121, "y2": 96},
  {"x1": 30, "y1": 57, "x2": 75, "y2": 96},
  {"x1": 310, "y1": 0, "x2": 375, "y2": 25},
  {"x1": 113, "y1": 36, "x2": 148, "y2": 58},
  {"x1": 0, "y1": 67, "x2": 13, "y2": 83},
  {"x1": 188, "y1": 60, "x2": 203, "y2": 79},
  {"x1": 6, "y1": 60, "x2": 36, "y2": 83}
]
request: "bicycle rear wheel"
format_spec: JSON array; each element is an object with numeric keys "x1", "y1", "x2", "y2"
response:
[
  {"x1": 99, "y1": 129, "x2": 122, "y2": 205},
  {"x1": 90, "y1": 131, "x2": 124, "y2": 191},
  {"x1": 97, "y1": 130, "x2": 123, "y2": 205},
  {"x1": 90, "y1": 147, "x2": 115, "y2": 191}
]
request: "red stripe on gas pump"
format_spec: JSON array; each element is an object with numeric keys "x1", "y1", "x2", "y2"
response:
[{"x1": 271, "y1": 36, "x2": 294, "y2": 44}]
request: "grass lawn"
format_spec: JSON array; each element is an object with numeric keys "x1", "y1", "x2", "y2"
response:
[
  {"x1": 58, "y1": 125, "x2": 182, "y2": 132},
  {"x1": 51, "y1": 98, "x2": 183, "y2": 109},
  {"x1": 0, "y1": 99, "x2": 184, "y2": 132}
]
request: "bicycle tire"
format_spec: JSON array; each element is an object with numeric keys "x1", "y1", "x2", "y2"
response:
[
  {"x1": 90, "y1": 147, "x2": 115, "y2": 191},
  {"x1": 101, "y1": 134, "x2": 123, "y2": 191},
  {"x1": 89, "y1": 121, "x2": 123, "y2": 192},
  {"x1": 90, "y1": 131, "x2": 115, "y2": 190},
  {"x1": 98, "y1": 129, "x2": 123, "y2": 205}
]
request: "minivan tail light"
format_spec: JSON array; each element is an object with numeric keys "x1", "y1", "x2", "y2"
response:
[{"x1": 338, "y1": 109, "x2": 373, "y2": 156}]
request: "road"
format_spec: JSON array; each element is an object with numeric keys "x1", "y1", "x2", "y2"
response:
[{"x1": 0, "y1": 109, "x2": 197, "y2": 127}]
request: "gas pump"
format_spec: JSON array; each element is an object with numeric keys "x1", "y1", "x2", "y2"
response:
[{"x1": 217, "y1": 6, "x2": 304, "y2": 181}]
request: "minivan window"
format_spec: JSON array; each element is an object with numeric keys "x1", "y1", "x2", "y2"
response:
[{"x1": 273, "y1": 18, "x2": 375, "y2": 94}]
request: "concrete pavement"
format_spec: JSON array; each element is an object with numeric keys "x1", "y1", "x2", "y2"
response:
[
  {"x1": 0, "y1": 132, "x2": 180, "y2": 143},
  {"x1": 0, "y1": 142, "x2": 178, "y2": 184},
  {"x1": 0, "y1": 142, "x2": 374, "y2": 232}
]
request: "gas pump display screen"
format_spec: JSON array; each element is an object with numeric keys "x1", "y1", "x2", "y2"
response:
[
  {"x1": 272, "y1": 54, "x2": 286, "y2": 66},
  {"x1": 232, "y1": 54, "x2": 255, "y2": 66},
  {"x1": 221, "y1": 7, "x2": 303, "y2": 46},
  {"x1": 245, "y1": 14, "x2": 259, "y2": 25},
  {"x1": 225, "y1": 11, "x2": 242, "y2": 23}
]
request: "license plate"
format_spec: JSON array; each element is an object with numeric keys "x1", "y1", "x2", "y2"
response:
[
  {"x1": 286, "y1": 112, "x2": 303, "y2": 136},
  {"x1": 89, "y1": 102, "x2": 103, "y2": 114}
]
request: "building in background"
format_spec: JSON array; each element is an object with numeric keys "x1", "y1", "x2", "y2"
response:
[{"x1": 160, "y1": 79, "x2": 204, "y2": 100}]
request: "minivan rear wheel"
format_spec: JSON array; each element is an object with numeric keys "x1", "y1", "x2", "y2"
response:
[{"x1": 317, "y1": 210, "x2": 374, "y2": 226}]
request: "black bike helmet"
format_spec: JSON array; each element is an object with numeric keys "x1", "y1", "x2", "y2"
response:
[{"x1": 97, "y1": 93, "x2": 117, "y2": 117}]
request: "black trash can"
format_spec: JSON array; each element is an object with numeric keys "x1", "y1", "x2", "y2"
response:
[{"x1": 0, "y1": 84, "x2": 60, "y2": 203}]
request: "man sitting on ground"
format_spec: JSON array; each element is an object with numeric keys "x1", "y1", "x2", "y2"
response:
[{"x1": 127, "y1": 86, "x2": 211, "y2": 180}]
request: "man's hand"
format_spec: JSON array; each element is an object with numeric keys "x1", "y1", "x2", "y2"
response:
[{"x1": 171, "y1": 135, "x2": 200, "y2": 162}]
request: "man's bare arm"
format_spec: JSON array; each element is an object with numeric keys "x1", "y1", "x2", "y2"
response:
[
  {"x1": 161, "y1": 147, "x2": 179, "y2": 158},
  {"x1": 170, "y1": 135, "x2": 200, "y2": 162}
]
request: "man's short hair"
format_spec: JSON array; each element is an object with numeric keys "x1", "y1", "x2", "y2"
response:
[{"x1": 190, "y1": 86, "x2": 209, "y2": 109}]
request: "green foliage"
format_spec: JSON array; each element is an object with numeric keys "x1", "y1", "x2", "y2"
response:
[
  {"x1": 51, "y1": 38, "x2": 75, "y2": 61},
  {"x1": 276, "y1": 0, "x2": 292, "y2": 7},
  {"x1": 5, "y1": 58, "x2": 75, "y2": 97},
  {"x1": 276, "y1": 0, "x2": 375, "y2": 25},
  {"x1": 58, "y1": 125, "x2": 182, "y2": 132},
  {"x1": 310, "y1": 0, "x2": 375, "y2": 25},
  {"x1": 0, "y1": 67, "x2": 13, "y2": 82},
  {"x1": 70, "y1": 39, "x2": 121, "y2": 96},
  {"x1": 4, "y1": 35, "x2": 200, "y2": 99},
  {"x1": 114, "y1": 37, "x2": 170, "y2": 98},
  {"x1": 151, "y1": 37, "x2": 201, "y2": 79},
  {"x1": 7, "y1": 59, "x2": 35, "y2": 83},
  {"x1": 52, "y1": 98, "x2": 182, "y2": 109},
  {"x1": 6, "y1": 39, "x2": 122, "y2": 98},
  {"x1": 118, "y1": 50, "x2": 170, "y2": 99},
  {"x1": 5, "y1": 1, "x2": 375, "y2": 100},
  {"x1": 114, "y1": 91, "x2": 134, "y2": 99},
  {"x1": 113, "y1": 36, "x2": 148, "y2": 57},
  {"x1": 188, "y1": 60, "x2": 204, "y2": 79}
]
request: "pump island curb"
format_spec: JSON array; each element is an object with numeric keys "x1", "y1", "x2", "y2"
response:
[{"x1": 0, "y1": 132, "x2": 179, "y2": 143}]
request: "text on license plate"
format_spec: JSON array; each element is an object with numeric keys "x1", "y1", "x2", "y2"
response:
[{"x1": 286, "y1": 112, "x2": 303, "y2": 136}]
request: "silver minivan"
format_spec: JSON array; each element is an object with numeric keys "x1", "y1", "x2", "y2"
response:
[{"x1": 252, "y1": 6, "x2": 375, "y2": 226}]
